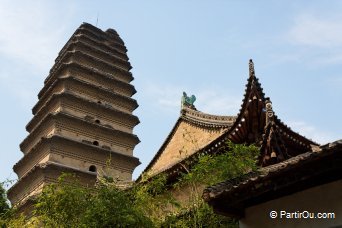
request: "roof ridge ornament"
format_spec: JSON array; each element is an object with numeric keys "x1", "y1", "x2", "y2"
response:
[
  {"x1": 265, "y1": 97, "x2": 274, "y2": 125},
  {"x1": 249, "y1": 59, "x2": 255, "y2": 78},
  {"x1": 181, "y1": 92, "x2": 197, "y2": 110}
]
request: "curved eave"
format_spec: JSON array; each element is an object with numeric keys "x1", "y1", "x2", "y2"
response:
[
  {"x1": 209, "y1": 60, "x2": 267, "y2": 145},
  {"x1": 223, "y1": 60, "x2": 318, "y2": 148},
  {"x1": 273, "y1": 115, "x2": 319, "y2": 146},
  {"x1": 181, "y1": 107, "x2": 236, "y2": 128}
]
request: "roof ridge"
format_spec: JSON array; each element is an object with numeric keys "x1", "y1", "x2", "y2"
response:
[{"x1": 181, "y1": 107, "x2": 236, "y2": 126}]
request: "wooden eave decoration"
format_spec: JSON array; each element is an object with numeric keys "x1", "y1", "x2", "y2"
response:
[{"x1": 227, "y1": 60, "x2": 318, "y2": 163}]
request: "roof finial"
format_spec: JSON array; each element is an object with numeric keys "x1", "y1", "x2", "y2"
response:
[
  {"x1": 181, "y1": 92, "x2": 197, "y2": 110},
  {"x1": 249, "y1": 59, "x2": 255, "y2": 78}
]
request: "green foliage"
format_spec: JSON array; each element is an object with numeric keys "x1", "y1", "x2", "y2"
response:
[
  {"x1": 34, "y1": 175, "x2": 91, "y2": 227},
  {"x1": 131, "y1": 173, "x2": 176, "y2": 225},
  {"x1": 33, "y1": 174, "x2": 153, "y2": 228},
  {"x1": 180, "y1": 141, "x2": 259, "y2": 186},
  {"x1": 0, "y1": 181, "x2": 35, "y2": 228},
  {"x1": 1, "y1": 141, "x2": 258, "y2": 227},
  {"x1": 157, "y1": 141, "x2": 258, "y2": 227},
  {"x1": 81, "y1": 184, "x2": 153, "y2": 227},
  {"x1": 161, "y1": 202, "x2": 238, "y2": 228},
  {"x1": 0, "y1": 210, "x2": 33, "y2": 228},
  {"x1": 0, "y1": 183, "x2": 9, "y2": 216}
]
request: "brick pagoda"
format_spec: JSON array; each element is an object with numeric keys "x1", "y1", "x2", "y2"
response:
[{"x1": 8, "y1": 23, "x2": 141, "y2": 211}]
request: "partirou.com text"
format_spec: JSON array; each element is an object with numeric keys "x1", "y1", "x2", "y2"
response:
[{"x1": 269, "y1": 210, "x2": 335, "y2": 219}]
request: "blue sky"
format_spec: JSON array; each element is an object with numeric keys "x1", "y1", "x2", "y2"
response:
[{"x1": 0, "y1": 1, "x2": 341, "y2": 184}]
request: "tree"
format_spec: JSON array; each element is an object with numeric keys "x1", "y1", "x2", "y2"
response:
[
  {"x1": 134, "y1": 141, "x2": 259, "y2": 227},
  {"x1": 0, "y1": 183, "x2": 9, "y2": 216},
  {"x1": 34, "y1": 174, "x2": 153, "y2": 228},
  {"x1": 1, "y1": 141, "x2": 258, "y2": 227}
]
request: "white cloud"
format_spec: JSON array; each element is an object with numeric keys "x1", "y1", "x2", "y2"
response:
[
  {"x1": 329, "y1": 76, "x2": 342, "y2": 86},
  {"x1": 0, "y1": 0, "x2": 75, "y2": 73},
  {"x1": 288, "y1": 121, "x2": 339, "y2": 144},
  {"x1": 140, "y1": 83, "x2": 241, "y2": 116},
  {"x1": 0, "y1": 1, "x2": 76, "y2": 107},
  {"x1": 289, "y1": 13, "x2": 342, "y2": 48},
  {"x1": 195, "y1": 90, "x2": 240, "y2": 115},
  {"x1": 276, "y1": 12, "x2": 342, "y2": 66},
  {"x1": 142, "y1": 83, "x2": 182, "y2": 115},
  {"x1": 0, "y1": 68, "x2": 38, "y2": 108}
]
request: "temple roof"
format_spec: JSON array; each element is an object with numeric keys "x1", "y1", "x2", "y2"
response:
[
  {"x1": 221, "y1": 60, "x2": 318, "y2": 165},
  {"x1": 202, "y1": 139, "x2": 342, "y2": 218},
  {"x1": 140, "y1": 59, "x2": 319, "y2": 181},
  {"x1": 140, "y1": 107, "x2": 236, "y2": 178}
]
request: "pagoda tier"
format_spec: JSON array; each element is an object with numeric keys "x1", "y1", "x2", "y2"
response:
[
  {"x1": 26, "y1": 92, "x2": 139, "y2": 134},
  {"x1": 9, "y1": 23, "x2": 141, "y2": 209},
  {"x1": 38, "y1": 61, "x2": 136, "y2": 99},
  {"x1": 9, "y1": 162, "x2": 98, "y2": 208},
  {"x1": 42, "y1": 24, "x2": 133, "y2": 91},
  {"x1": 32, "y1": 76, "x2": 138, "y2": 115},
  {"x1": 14, "y1": 135, "x2": 140, "y2": 182},
  {"x1": 20, "y1": 111, "x2": 140, "y2": 154},
  {"x1": 44, "y1": 49, "x2": 133, "y2": 86}
]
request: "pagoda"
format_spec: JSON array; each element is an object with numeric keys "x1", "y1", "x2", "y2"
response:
[{"x1": 8, "y1": 23, "x2": 141, "y2": 211}]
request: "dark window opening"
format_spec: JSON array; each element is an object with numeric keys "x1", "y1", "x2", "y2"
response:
[
  {"x1": 95, "y1": 119, "x2": 100, "y2": 124},
  {"x1": 97, "y1": 101, "x2": 102, "y2": 104},
  {"x1": 89, "y1": 165, "x2": 97, "y2": 172},
  {"x1": 93, "y1": 141, "x2": 99, "y2": 146}
]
